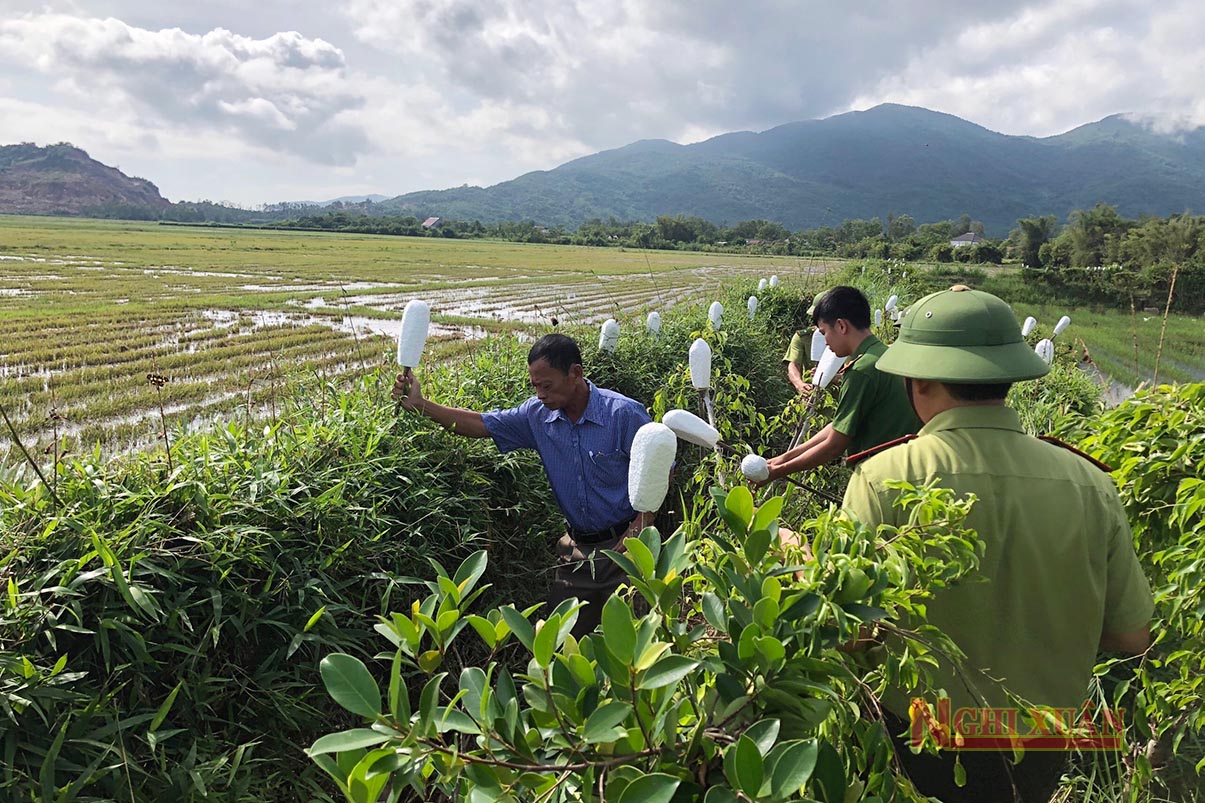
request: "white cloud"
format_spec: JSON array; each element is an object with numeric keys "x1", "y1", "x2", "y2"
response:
[
  {"x1": 850, "y1": 0, "x2": 1205, "y2": 136},
  {"x1": 3, "y1": 2, "x2": 1205, "y2": 205},
  {"x1": 0, "y1": 14, "x2": 368, "y2": 164}
]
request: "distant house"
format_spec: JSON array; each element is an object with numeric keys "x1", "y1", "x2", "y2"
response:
[
  {"x1": 421, "y1": 216, "x2": 441, "y2": 229},
  {"x1": 950, "y1": 232, "x2": 986, "y2": 248},
  {"x1": 745, "y1": 239, "x2": 766, "y2": 246}
]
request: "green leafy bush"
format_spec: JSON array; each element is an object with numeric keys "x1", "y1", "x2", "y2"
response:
[{"x1": 308, "y1": 483, "x2": 983, "y2": 802}]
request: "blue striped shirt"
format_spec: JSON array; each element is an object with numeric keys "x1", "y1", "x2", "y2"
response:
[{"x1": 482, "y1": 381, "x2": 651, "y2": 533}]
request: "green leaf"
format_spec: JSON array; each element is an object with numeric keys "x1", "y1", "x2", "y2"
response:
[
  {"x1": 419, "y1": 673, "x2": 447, "y2": 725},
  {"x1": 725, "y1": 486, "x2": 755, "y2": 528},
  {"x1": 744, "y1": 529, "x2": 772, "y2": 565},
  {"x1": 602, "y1": 596, "x2": 637, "y2": 664},
  {"x1": 614, "y1": 772, "x2": 680, "y2": 803},
  {"x1": 583, "y1": 701, "x2": 632, "y2": 743},
  {"x1": 701, "y1": 592, "x2": 727, "y2": 633},
  {"x1": 756, "y1": 636, "x2": 786, "y2": 664},
  {"x1": 655, "y1": 532, "x2": 687, "y2": 578},
  {"x1": 465, "y1": 615, "x2": 498, "y2": 649},
  {"x1": 532, "y1": 614, "x2": 560, "y2": 669},
  {"x1": 812, "y1": 740, "x2": 845, "y2": 803},
  {"x1": 752, "y1": 495, "x2": 785, "y2": 532},
  {"x1": 453, "y1": 550, "x2": 488, "y2": 593},
  {"x1": 388, "y1": 649, "x2": 409, "y2": 723},
  {"x1": 307, "y1": 728, "x2": 391, "y2": 757},
  {"x1": 320, "y1": 654, "x2": 381, "y2": 719},
  {"x1": 953, "y1": 756, "x2": 967, "y2": 788},
  {"x1": 744, "y1": 719, "x2": 780, "y2": 756},
  {"x1": 624, "y1": 537, "x2": 657, "y2": 579},
  {"x1": 753, "y1": 597, "x2": 778, "y2": 628},
  {"x1": 703, "y1": 788, "x2": 739, "y2": 803},
  {"x1": 149, "y1": 682, "x2": 183, "y2": 732},
  {"x1": 724, "y1": 735, "x2": 764, "y2": 796},
  {"x1": 769, "y1": 739, "x2": 818, "y2": 798},
  {"x1": 417, "y1": 649, "x2": 443, "y2": 673},
  {"x1": 437, "y1": 575, "x2": 462, "y2": 602},
  {"x1": 500, "y1": 606, "x2": 535, "y2": 652},
  {"x1": 304, "y1": 606, "x2": 327, "y2": 633},
  {"x1": 638, "y1": 655, "x2": 698, "y2": 690}
]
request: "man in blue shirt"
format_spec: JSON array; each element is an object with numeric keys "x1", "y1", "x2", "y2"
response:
[{"x1": 393, "y1": 333, "x2": 653, "y2": 635}]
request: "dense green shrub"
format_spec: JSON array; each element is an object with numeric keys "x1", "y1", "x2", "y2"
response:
[
  {"x1": 0, "y1": 343, "x2": 564, "y2": 800},
  {"x1": 0, "y1": 291, "x2": 824, "y2": 801},
  {"x1": 308, "y1": 483, "x2": 984, "y2": 802}
]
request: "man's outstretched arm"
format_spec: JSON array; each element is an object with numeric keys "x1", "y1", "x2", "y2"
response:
[{"x1": 393, "y1": 371, "x2": 490, "y2": 438}]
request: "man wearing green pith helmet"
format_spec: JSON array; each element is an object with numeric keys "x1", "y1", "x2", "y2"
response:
[{"x1": 842, "y1": 285, "x2": 1154, "y2": 803}]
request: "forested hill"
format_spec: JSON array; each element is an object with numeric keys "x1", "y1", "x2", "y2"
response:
[
  {"x1": 6, "y1": 105, "x2": 1205, "y2": 233},
  {"x1": 0, "y1": 143, "x2": 170, "y2": 216},
  {"x1": 379, "y1": 104, "x2": 1205, "y2": 235}
]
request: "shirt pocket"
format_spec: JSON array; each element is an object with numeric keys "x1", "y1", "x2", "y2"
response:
[{"x1": 588, "y1": 450, "x2": 630, "y2": 487}]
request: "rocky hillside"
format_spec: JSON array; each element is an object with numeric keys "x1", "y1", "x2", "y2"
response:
[{"x1": 0, "y1": 143, "x2": 170, "y2": 216}]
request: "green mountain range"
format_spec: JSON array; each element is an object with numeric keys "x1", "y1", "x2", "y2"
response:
[
  {"x1": 4, "y1": 105, "x2": 1205, "y2": 235},
  {"x1": 379, "y1": 104, "x2": 1205, "y2": 235}
]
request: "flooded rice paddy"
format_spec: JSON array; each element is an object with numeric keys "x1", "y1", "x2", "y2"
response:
[{"x1": 0, "y1": 217, "x2": 825, "y2": 458}]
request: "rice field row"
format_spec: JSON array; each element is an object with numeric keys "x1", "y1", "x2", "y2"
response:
[
  {"x1": 1013, "y1": 303, "x2": 1205, "y2": 389},
  {"x1": 0, "y1": 216, "x2": 832, "y2": 459}
]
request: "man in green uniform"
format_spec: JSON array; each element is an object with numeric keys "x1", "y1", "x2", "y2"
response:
[
  {"x1": 766, "y1": 286, "x2": 919, "y2": 482},
  {"x1": 782, "y1": 289, "x2": 827, "y2": 395},
  {"x1": 842, "y1": 285, "x2": 1154, "y2": 802}
]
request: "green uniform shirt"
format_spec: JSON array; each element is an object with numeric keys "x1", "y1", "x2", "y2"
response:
[
  {"x1": 783, "y1": 331, "x2": 807, "y2": 368},
  {"x1": 843, "y1": 405, "x2": 1154, "y2": 714},
  {"x1": 830, "y1": 335, "x2": 920, "y2": 454}
]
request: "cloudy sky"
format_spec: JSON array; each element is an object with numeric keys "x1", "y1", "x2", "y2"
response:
[{"x1": 2, "y1": 0, "x2": 1202, "y2": 206}]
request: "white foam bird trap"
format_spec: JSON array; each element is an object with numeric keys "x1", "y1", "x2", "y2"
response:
[
  {"x1": 874, "y1": 309, "x2": 883, "y2": 327},
  {"x1": 758, "y1": 278, "x2": 768, "y2": 291},
  {"x1": 1053, "y1": 315, "x2": 1071, "y2": 337},
  {"x1": 769, "y1": 275, "x2": 779, "y2": 287},
  {"x1": 740, "y1": 454, "x2": 770, "y2": 483},
  {"x1": 1035, "y1": 338, "x2": 1055, "y2": 364},
  {"x1": 628, "y1": 422, "x2": 676, "y2": 512},
  {"x1": 689, "y1": 338, "x2": 712, "y2": 389},
  {"x1": 646, "y1": 310, "x2": 661, "y2": 336},
  {"x1": 1021, "y1": 316, "x2": 1037, "y2": 337},
  {"x1": 885, "y1": 294, "x2": 899, "y2": 312},
  {"x1": 812, "y1": 347, "x2": 844, "y2": 388},
  {"x1": 708, "y1": 301, "x2": 723, "y2": 329},
  {"x1": 747, "y1": 295, "x2": 758, "y2": 320},
  {"x1": 397, "y1": 299, "x2": 431, "y2": 368},
  {"x1": 809, "y1": 329, "x2": 827, "y2": 362},
  {"x1": 662, "y1": 408, "x2": 720, "y2": 449},
  {"x1": 598, "y1": 318, "x2": 620, "y2": 352}
]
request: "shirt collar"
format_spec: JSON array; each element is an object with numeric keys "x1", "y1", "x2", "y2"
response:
[
  {"x1": 920, "y1": 404, "x2": 1024, "y2": 436},
  {"x1": 543, "y1": 380, "x2": 603, "y2": 425},
  {"x1": 851, "y1": 333, "x2": 881, "y2": 360}
]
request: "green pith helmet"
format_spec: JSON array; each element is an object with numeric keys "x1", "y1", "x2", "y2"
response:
[
  {"x1": 876, "y1": 285, "x2": 1050, "y2": 383},
  {"x1": 805, "y1": 290, "x2": 827, "y2": 319}
]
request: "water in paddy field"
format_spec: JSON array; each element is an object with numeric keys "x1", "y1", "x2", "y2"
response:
[
  {"x1": 1080, "y1": 363, "x2": 1136, "y2": 408},
  {"x1": 198, "y1": 309, "x2": 490, "y2": 342}
]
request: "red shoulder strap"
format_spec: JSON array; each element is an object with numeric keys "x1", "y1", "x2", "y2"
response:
[
  {"x1": 846, "y1": 434, "x2": 917, "y2": 467},
  {"x1": 1038, "y1": 435, "x2": 1113, "y2": 473}
]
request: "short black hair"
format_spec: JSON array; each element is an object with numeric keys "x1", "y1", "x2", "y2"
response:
[
  {"x1": 527, "y1": 333, "x2": 582, "y2": 374},
  {"x1": 812, "y1": 285, "x2": 871, "y2": 329},
  {"x1": 942, "y1": 382, "x2": 1012, "y2": 401}
]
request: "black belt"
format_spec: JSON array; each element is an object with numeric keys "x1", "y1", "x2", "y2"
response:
[{"x1": 570, "y1": 515, "x2": 636, "y2": 545}]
